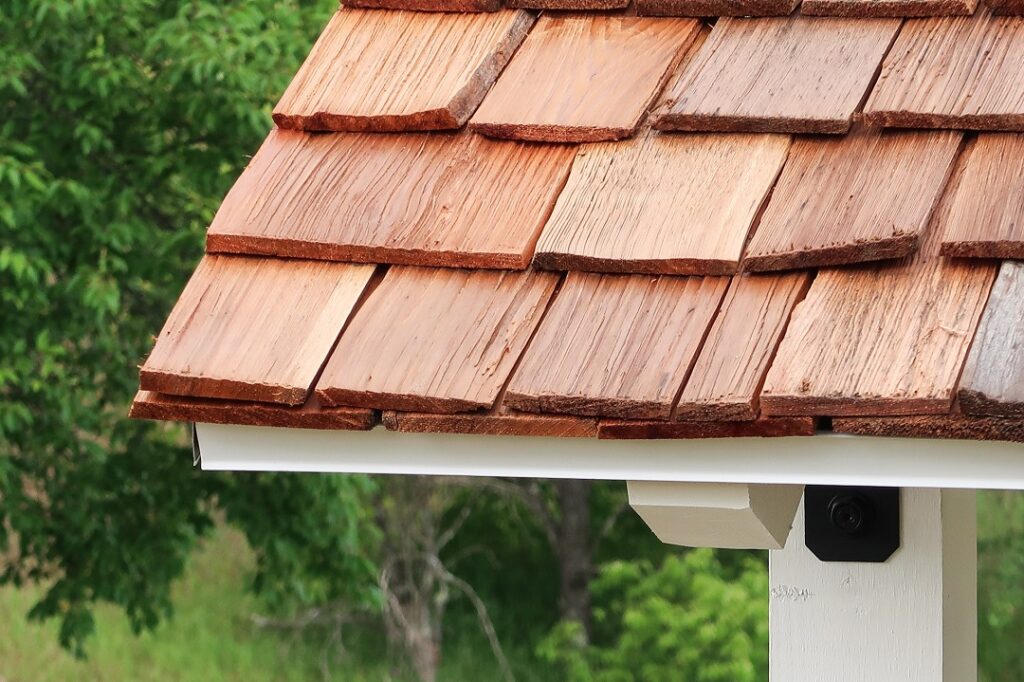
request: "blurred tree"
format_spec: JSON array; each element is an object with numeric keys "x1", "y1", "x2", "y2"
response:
[
  {"x1": 537, "y1": 549, "x2": 768, "y2": 682},
  {"x1": 0, "y1": 0, "x2": 380, "y2": 655},
  {"x1": 978, "y1": 491, "x2": 1024, "y2": 682}
]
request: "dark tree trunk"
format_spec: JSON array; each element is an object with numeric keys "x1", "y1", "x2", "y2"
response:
[{"x1": 554, "y1": 479, "x2": 593, "y2": 636}]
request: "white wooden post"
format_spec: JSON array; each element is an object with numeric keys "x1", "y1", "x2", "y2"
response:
[{"x1": 770, "y1": 488, "x2": 977, "y2": 682}]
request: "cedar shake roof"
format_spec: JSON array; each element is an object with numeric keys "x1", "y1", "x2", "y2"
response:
[{"x1": 133, "y1": 4, "x2": 1024, "y2": 444}]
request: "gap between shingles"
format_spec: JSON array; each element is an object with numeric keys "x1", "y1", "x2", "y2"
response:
[
  {"x1": 852, "y1": 18, "x2": 906, "y2": 125},
  {"x1": 941, "y1": 132, "x2": 998, "y2": 409},
  {"x1": 485, "y1": 270, "x2": 569, "y2": 416},
  {"x1": 302, "y1": 263, "x2": 391, "y2": 410},
  {"x1": 736, "y1": 135, "x2": 794, "y2": 272},
  {"x1": 525, "y1": 144, "x2": 577, "y2": 267},
  {"x1": 666, "y1": 278, "x2": 731, "y2": 421},
  {"x1": 920, "y1": 130, "x2": 973, "y2": 255},
  {"x1": 746, "y1": 270, "x2": 815, "y2": 420},
  {"x1": 459, "y1": 9, "x2": 541, "y2": 126},
  {"x1": 951, "y1": 263, "x2": 998, "y2": 411},
  {"x1": 646, "y1": 21, "x2": 712, "y2": 121}
]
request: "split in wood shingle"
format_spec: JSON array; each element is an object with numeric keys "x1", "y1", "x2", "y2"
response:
[{"x1": 760, "y1": 227, "x2": 996, "y2": 417}]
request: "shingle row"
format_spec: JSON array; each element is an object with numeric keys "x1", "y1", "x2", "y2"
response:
[{"x1": 271, "y1": 11, "x2": 1024, "y2": 138}]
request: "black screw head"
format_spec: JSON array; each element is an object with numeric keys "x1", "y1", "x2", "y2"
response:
[{"x1": 828, "y1": 494, "x2": 873, "y2": 536}]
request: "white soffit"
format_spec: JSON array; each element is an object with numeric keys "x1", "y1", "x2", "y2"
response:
[{"x1": 195, "y1": 423, "x2": 1024, "y2": 491}]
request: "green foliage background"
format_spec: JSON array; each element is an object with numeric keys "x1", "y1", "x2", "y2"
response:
[
  {"x1": 1, "y1": 2, "x2": 1023, "y2": 680},
  {"x1": 0, "y1": 0, "x2": 378, "y2": 655}
]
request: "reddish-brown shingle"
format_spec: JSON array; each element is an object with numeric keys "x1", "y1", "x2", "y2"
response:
[
  {"x1": 130, "y1": 391, "x2": 377, "y2": 431},
  {"x1": 988, "y1": 0, "x2": 1024, "y2": 14},
  {"x1": 802, "y1": 0, "x2": 975, "y2": 16},
  {"x1": 206, "y1": 129, "x2": 575, "y2": 269},
  {"x1": 865, "y1": 10, "x2": 1024, "y2": 129},
  {"x1": 535, "y1": 131, "x2": 790, "y2": 275},
  {"x1": 677, "y1": 273, "x2": 811, "y2": 421},
  {"x1": 273, "y1": 9, "x2": 533, "y2": 132},
  {"x1": 760, "y1": 227, "x2": 996, "y2": 417},
  {"x1": 744, "y1": 128, "x2": 963, "y2": 272},
  {"x1": 939, "y1": 134, "x2": 1024, "y2": 259},
  {"x1": 140, "y1": 256, "x2": 375, "y2": 405},
  {"x1": 383, "y1": 408, "x2": 599, "y2": 438},
  {"x1": 654, "y1": 16, "x2": 901, "y2": 134},
  {"x1": 957, "y1": 262, "x2": 1024, "y2": 418},
  {"x1": 316, "y1": 267, "x2": 559, "y2": 413},
  {"x1": 471, "y1": 16, "x2": 701, "y2": 142},
  {"x1": 637, "y1": 0, "x2": 799, "y2": 17},
  {"x1": 598, "y1": 417, "x2": 817, "y2": 439},
  {"x1": 504, "y1": 272, "x2": 729, "y2": 419},
  {"x1": 832, "y1": 414, "x2": 1024, "y2": 443}
]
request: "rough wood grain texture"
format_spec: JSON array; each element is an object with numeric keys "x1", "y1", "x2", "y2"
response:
[
  {"x1": 637, "y1": 0, "x2": 799, "y2": 18},
  {"x1": 653, "y1": 16, "x2": 901, "y2": 134},
  {"x1": 677, "y1": 273, "x2": 811, "y2": 421},
  {"x1": 383, "y1": 408, "x2": 598, "y2": 438},
  {"x1": 316, "y1": 267, "x2": 559, "y2": 413},
  {"x1": 511, "y1": 0, "x2": 628, "y2": 9},
  {"x1": 504, "y1": 272, "x2": 729, "y2": 419},
  {"x1": 744, "y1": 129, "x2": 963, "y2": 272},
  {"x1": 864, "y1": 11, "x2": 1024, "y2": 130},
  {"x1": 760, "y1": 227, "x2": 997, "y2": 417},
  {"x1": 832, "y1": 414, "x2": 1024, "y2": 442},
  {"x1": 470, "y1": 16, "x2": 701, "y2": 142},
  {"x1": 989, "y1": 0, "x2": 1024, "y2": 14},
  {"x1": 939, "y1": 134, "x2": 1024, "y2": 259},
  {"x1": 802, "y1": 0, "x2": 975, "y2": 17},
  {"x1": 535, "y1": 131, "x2": 790, "y2": 275},
  {"x1": 273, "y1": 9, "x2": 533, "y2": 132},
  {"x1": 958, "y1": 262, "x2": 1024, "y2": 418},
  {"x1": 130, "y1": 391, "x2": 376, "y2": 431},
  {"x1": 206, "y1": 129, "x2": 575, "y2": 269},
  {"x1": 140, "y1": 256, "x2": 375, "y2": 405},
  {"x1": 598, "y1": 417, "x2": 816, "y2": 439},
  {"x1": 347, "y1": 0, "x2": 502, "y2": 12}
]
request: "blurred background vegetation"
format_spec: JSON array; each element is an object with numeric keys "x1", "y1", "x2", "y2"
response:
[{"x1": 1, "y1": 1, "x2": 1022, "y2": 680}]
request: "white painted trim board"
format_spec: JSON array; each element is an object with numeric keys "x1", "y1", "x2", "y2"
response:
[{"x1": 196, "y1": 423, "x2": 1024, "y2": 490}]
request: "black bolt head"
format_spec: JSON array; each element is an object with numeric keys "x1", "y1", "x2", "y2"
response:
[{"x1": 828, "y1": 495, "x2": 872, "y2": 536}]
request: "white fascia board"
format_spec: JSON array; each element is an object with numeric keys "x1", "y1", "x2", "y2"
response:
[{"x1": 195, "y1": 423, "x2": 1024, "y2": 490}]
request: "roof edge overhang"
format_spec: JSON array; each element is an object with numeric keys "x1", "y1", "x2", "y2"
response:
[{"x1": 195, "y1": 423, "x2": 1024, "y2": 491}]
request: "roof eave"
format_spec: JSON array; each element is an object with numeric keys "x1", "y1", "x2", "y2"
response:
[{"x1": 196, "y1": 423, "x2": 1024, "y2": 490}]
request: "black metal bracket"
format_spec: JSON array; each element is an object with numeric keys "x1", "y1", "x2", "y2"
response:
[{"x1": 805, "y1": 486, "x2": 900, "y2": 563}]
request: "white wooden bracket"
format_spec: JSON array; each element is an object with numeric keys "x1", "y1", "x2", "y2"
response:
[
  {"x1": 770, "y1": 488, "x2": 977, "y2": 682},
  {"x1": 627, "y1": 481, "x2": 804, "y2": 550}
]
